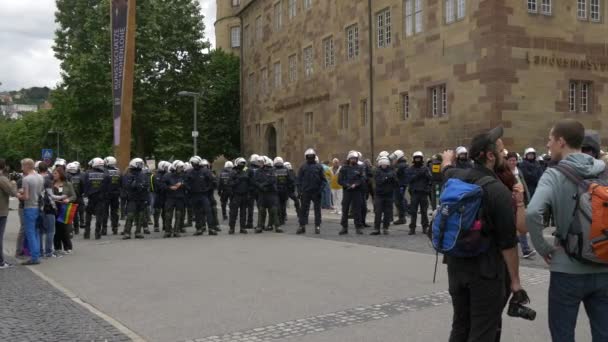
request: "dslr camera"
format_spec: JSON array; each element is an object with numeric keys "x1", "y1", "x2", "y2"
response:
[{"x1": 507, "y1": 289, "x2": 536, "y2": 321}]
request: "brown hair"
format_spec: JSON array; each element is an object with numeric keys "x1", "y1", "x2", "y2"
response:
[
  {"x1": 53, "y1": 168, "x2": 67, "y2": 182},
  {"x1": 551, "y1": 119, "x2": 585, "y2": 149},
  {"x1": 495, "y1": 164, "x2": 516, "y2": 191}
]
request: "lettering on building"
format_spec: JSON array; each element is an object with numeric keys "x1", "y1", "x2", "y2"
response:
[
  {"x1": 526, "y1": 52, "x2": 608, "y2": 72},
  {"x1": 274, "y1": 93, "x2": 330, "y2": 112}
]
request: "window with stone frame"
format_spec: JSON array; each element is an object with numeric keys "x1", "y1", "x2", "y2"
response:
[
  {"x1": 377, "y1": 8, "x2": 392, "y2": 48},
  {"x1": 231, "y1": 26, "x2": 241, "y2": 48},
  {"x1": 401, "y1": 92, "x2": 410, "y2": 120},
  {"x1": 232, "y1": 0, "x2": 240, "y2": 7},
  {"x1": 540, "y1": 0, "x2": 552, "y2": 15},
  {"x1": 346, "y1": 24, "x2": 359, "y2": 60},
  {"x1": 405, "y1": 0, "x2": 423, "y2": 36},
  {"x1": 274, "y1": 2, "x2": 283, "y2": 31},
  {"x1": 528, "y1": 0, "x2": 538, "y2": 13},
  {"x1": 273, "y1": 62, "x2": 282, "y2": 89},
  {"x1": 429, "y1": 84, "x2": 448, "y2": 118},
  {"x1": 289, "y1": 0, "x2": 297, "y2": 19},
  {"x1": 323, "y1": 36, "x2": 335, "y2": 68},
  {"x1": 256, "y1": 16, "x2": 263, "y2": 41},
  {"x1": 361, "y1": 99, "x2": 369, "y2": 126},
  {"x1": 569, "y1": 80, "x2": 593, "y2": 113},
  {"x1": 415, "y1": 0, "x2": 423, "y2": 33},
  {"x1": 578, "y1": 0, "x2": 601, "y2": 21},
  {"x1": 445, "y1": 0, "x2": 466, "y2": 23},
  {"x1": 303, "y1": 0, "x2": 312, "y2": 11},
  {"x1": 288, "y1": 54, "x2": 297, "y2": 82},
  {"x1": 304, "y1": 112, "x2": 314, "y2": 135},
  {"x1": 304, "y1": 46, "x2": 314, "y2": 77},
  {"x1": 339, "y1": 104, "x2": 350, "y2": 129},
  {"x1": 256, "y1": 124, "x2": 261, "y2": 137}
]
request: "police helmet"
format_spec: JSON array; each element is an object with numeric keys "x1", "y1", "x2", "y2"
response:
[
  {"x1": 284, "y1": 162, "x2": 293, "y2": 170},
  {"x1": 66, "y1": 162, "x2": 78, "y2": 174},
  {"x1": 524, "y1": 147, "x2": 536, "y2": 157},
  {"x1": 184, "y1": 162, "x2": 193, "y2": 171},
  {"x1": 104, "y1": 156, "x2": 117, "y2": 167},
  {"x1": 189, "y1": 156, "x2": 202, "y2": 166},
  {"x1": 129, "y1": 158, "x2": 145, "y2": 170},
  {"x1": 347, "y1": 151, "x2": 359, "y2": 160},
  {"x1": 377, "y1": 151, "x2": 389, "y2": 161},
  {"x1": 263, "y1": 156, "x2": 273, "y2": 167},
  {"x1": 304, "y1": 148, "x2": 316, "y2": 157},
  {"x1": 273, "y1": 157, "x2": 284, "y2": 167},
  {"x1": 172, "y1": 160, "x2": 185, "y2": 171},
  {"x1": 225, "y1": 161, "x2": 234, "y2": 169},
  {"x1": 201, "y1": 159, "x2": 210, "y2": 168},
  {"x1": 250, "y1": 154, "x2": 260, "y2": 163},
  {"x1": 235, "y1": 157, "x2": 247, "y2": 166},
  {"x1": 377, "y1": 157, "x2": 390, "y2": 167},
  {"x1": 412, "y1": 151, "x2": 424, "y2": 159},
  {"x1": 92, "y1": 158, "x2": 105, "y2": 169},
  {"x1": 391, "y1": 150, "x2": 405, "y2": 161},
  {"x1": 456, "y1": 146, "x2": 468, "y2": 156}
]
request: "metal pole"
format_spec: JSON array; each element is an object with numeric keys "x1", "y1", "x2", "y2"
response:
[
  {"x1": 56, "y1": 132, "x2": 60, "y2": 158},
  {"x1": 193, "y1": 96, "x2": 198, "y2": 156}
]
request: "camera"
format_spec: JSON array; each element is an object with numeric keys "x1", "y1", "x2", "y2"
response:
[{"x1": 507, "y1": 290, "x2": 536, "y2": 321}]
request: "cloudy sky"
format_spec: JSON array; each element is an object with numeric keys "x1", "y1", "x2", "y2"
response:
[{"x1": 0, "y1": 0, "x2": 216, "y2": 92}]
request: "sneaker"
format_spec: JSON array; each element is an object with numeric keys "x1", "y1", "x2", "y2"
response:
[
  {"x1": 0, "y1": 262, "x2": 14, "y2": 269},
  {"x1": 64, "y1": 250, "x2": 73, "y2": 255},
  {"x1": 55, "y1": 250, "x2": 67, "y2": 256},
  {"x1": 522, "y1": 250, "x2": 537, "y2": 259},
  {"x1": 21, "y1": 259, "x2": 41, "y2": 266}
]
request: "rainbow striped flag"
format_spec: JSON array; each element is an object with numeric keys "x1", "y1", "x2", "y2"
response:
[{"x1": 57, "y1": 203, "x2": 79, "y2": 225}]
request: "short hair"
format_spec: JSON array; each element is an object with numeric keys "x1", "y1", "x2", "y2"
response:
[
  {"x1": 38, "y1": 161, "x2": 48, "y2": 172},
  {"x1": 53, "y1": 168, "x2": 67, "y2": 182},
  {"x1": 551, "y1": 119, "x2": 585, "y2": 149},
  {"x1": 506, "y1": 152, "x2": 518, "y2": 161},
  {"x1": 21, "y1": 158, "x2": 34, "y2": 169}
]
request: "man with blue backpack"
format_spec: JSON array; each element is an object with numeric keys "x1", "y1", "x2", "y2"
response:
[
  {"x1": 433, "y1": 126, "x2": 527, "y2": 342},
  {"x1": 526, "y1": 119, "x2": 608, "y2": 342}
]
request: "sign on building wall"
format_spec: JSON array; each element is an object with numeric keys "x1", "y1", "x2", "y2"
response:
[{"x1": 111, "y1": 0, "x2": 128, "y2": 146}]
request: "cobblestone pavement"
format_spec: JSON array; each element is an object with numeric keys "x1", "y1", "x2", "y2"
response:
[{"x1": 0, "y1": 258, "x2": 130, "y2": 342}]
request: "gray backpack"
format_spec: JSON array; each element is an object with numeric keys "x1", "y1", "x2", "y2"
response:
[{"x1": 553, "y1": 164, "x2": 608, "y2": 265}]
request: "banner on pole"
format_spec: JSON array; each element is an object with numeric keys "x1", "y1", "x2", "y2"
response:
[{"x1": 111, "y1": 0, "x2": 129, "y2": 146}]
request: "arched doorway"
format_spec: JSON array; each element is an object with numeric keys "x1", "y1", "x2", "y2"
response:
[{"x1": 265, "y1": 125, "x2": 277, "y2": 158}]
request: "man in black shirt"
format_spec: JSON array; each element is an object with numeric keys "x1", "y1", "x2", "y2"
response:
[{"x1": 441, "y1": 126, "x2": 525, "y2": 342}]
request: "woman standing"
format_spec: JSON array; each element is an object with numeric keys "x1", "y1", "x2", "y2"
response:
[
  {"x1": 0, "y1": 159, "x2": 17, "y2": 268},
  {"x1": 51, "y1": 168, "x2": 76, "y2": 254},
  {"x1": 505, "y1": 152, "x2": 536, "y2": 259}
]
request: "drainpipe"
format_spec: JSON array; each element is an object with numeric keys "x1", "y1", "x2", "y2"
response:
[
  {"x1": 367, "y1": 0, "x2": 375, "y2": 158},
  {"x1": 238, "y1": 16, "x2": 244, "y2": 156}
]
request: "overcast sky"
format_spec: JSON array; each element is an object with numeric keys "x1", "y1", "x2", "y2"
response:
[{"x1": 0, "y1": 0, "x2": 216, "y2": 92}]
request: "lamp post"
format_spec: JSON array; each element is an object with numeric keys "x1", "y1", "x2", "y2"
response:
[
  {"x1": 178, "y1": 91, "x2": 201, "y2": 156},
  {"x1": 48, "y1": 129, "x2": 61, "y2": 158}
]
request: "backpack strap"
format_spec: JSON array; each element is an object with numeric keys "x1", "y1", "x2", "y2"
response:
[
  {"x1": 552, "y1": 164, "x2": 586, "y2": 191},
  {"x1": 475, "y1": 176, "x2": 497, "y2": 189}
]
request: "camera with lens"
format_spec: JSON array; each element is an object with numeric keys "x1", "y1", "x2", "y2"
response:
[{"x1": 507, "y1": 289, "x2": 536, "y2": 321}]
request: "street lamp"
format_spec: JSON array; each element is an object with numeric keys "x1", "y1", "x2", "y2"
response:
[
  {"x1": 178, "y1": 91, "x2": 201, "y2": 156},
  {"x1": 48, "y1": 129, "x2": 62, "y2": 158}
]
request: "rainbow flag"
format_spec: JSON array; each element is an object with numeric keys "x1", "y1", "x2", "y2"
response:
[{"x1": 57, "y1": 203, "x2": 79, "y2": 225}]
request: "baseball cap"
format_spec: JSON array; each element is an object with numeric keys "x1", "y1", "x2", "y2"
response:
[
  {"x1": 582, "y1": 130, "x2": 601, "y2": 154},
  {"x1": 469, "y1": 126, "x2": 504, "y2": 161}
]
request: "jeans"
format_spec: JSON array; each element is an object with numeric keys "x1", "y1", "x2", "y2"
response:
[
  {"x1": 40, "y1": 213, "x2": 55, "y2": 256},
  {"x1": 23, "y1": 208, "x2": 40, "y2": 262},
  {"x1": 518, "y1": 233, "x2": 532, "y2": 253},
  {"x1": 549, "y1": 272, "x2": 608, "y2": 342},
  {"x1": 15, "y1": 208, "x2": 24, "y2": 256},
  {"x1": 331, "y1": 189, "x2": 342, "y2": 213},
  {"x1": 0, "y1": 216, "x2": 7, "y2": 264},
  {"x1": 321, "y1": 182, "x2": 331, "y2": 209}
]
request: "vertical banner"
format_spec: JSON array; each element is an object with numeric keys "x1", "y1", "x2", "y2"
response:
[
  {"x1": 111, "y1": 0, "x2": 128, "y2": 147},
  {"x1": 111, "y1": 0, "x2": 135, "y2": 171}
]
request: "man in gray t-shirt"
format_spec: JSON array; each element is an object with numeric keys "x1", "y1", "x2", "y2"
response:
[{"x1": 16, "y1": 159, "x2": 44, "y2": 265}]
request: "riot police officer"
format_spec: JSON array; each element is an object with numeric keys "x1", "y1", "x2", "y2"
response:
[
  {"x1": 296, "y1": 149, "x2": 326, "y2": 234},
  {"x1": 152, "y1": 161, "x2": 170, "y2": 232},
  {"x1": 218, "y1": 161, "x2": 234, "y2": 221},
  {"x1": 185, "y1": 157, "x2": 217, "y2": 236},
  {"x1": 83, "y1": 157, "x2": 107, "y2": 240},
  {"x1": 246, "y1": 154, "x2": 261, "y2": 229},
  {"x1": 254, "y1": 157, "x2": 281, "y2": 233},
  {"x1": 454, "y1": 146, "x2": 473, "y2": 169},
  {"x1": 406, "y1": 151, "x2": 432, "y2": 235},
  {"x1": 228, "y1": 158, "x2": 249, "y2": 234},
  {"x1": 339, "y1": 151, "x2": 365, "y2": 235},
  {"x1": 102, "y1": 156, "x2": 122, "y2": 235},
  {"x1": 519, "y1": 147, "x2": 543, "y2": 197},
  {"x1": 122, "y1": 158, "x2": 149, "y2": 239},
  {"x1": 66, "y1": 162, "x2": 85, "y2": 234},
  {"x1": 372, "y1": 156, "x2": 398, "y2": 235},
  {"x1": 163, "y1": 160, "x2": 186, "y2": 238},
  {"x1": 274, "y1": 157, "x2": 294, "y2": 227},
  {"x1": 390, "y1": 150, "x2": 409, "y2": 225},
  {"x1": 428, "y1": 154, "x2": 443, "y2": 211},
  {"x1": 202, "y1": 159, "x2": 220, "y2": 232},
  {"x1": 284, "y1": 162, "x2": 300, "y2": 219}
]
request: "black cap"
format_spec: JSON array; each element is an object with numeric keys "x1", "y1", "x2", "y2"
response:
[
  {"x1": 469, "y1": 126, "x2": 504, "y2": 161},
  {"x1": 582, "y1": 130, "x2": 601, "y2": 154}
]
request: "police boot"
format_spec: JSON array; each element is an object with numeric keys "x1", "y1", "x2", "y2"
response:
[
  {"x1": 163, "y1": 231, "x2": 172, "y2": 238},
  {"x1": 274, "y1": 226, "x2": 284, "y2": 233},
  {"x1": 95, "y1": 230, "x2": 101, "y2": 240},
  {"x1": 408, "y1": 227, "x2": 416, "y2": 235},
  {"x1": 112, "y1": 228, "x2": 118, "y2": 235},
  {"x1": 356, "y1": 228, "x2": 364, "y2": 235},
  {"x1": 383, "y1": 226, "x2": 390, "y2": 235},
  {"x1": 255, "y1": 227, "x2": 264, "y2": 234},
  {"x1": 393, "y1": 219, "x2": 406, "y2": 225},
  {"x1": 194, "y1": 229, "x2": 203, "y2": 236},
  {"x1": 239, "y1": 228, "x2": 248, "y2": 234},
  {"x1": 122, "y1": 234, "x2": 131, "y2": 240},
  {"x1": 370, "y1": 228, "x2": 381, "y2": 236},
  {"x1": 296, "y1": 226, "x2": 306, "y2": 234},
  {"x1": 101, "y1": 227, "x2": 107, "y2": 236},
  {"x1": 83, "y1": 229, "x2": 90, "y2": 239},
  {"x1": 208, "y1": 229, "x2": 218, "y2": 236},
  {"x1": 315, "y1": 226, "x2": 320, "y2": 234},
  {"x1": 135, "y1": 233, "x2": 144, "y2": 239},
  {"x1": 143, "y1": 228, "x2": 151, "y2": 234},
  {"x1": 363, "y1": 223, "x2": 372, "y2": 228},
  {"x1": 74, "y1": 226, "x2": 80, "y2": 235},
  {"x1": 422, "y1": 226, "x2": 428, "y2": 235},
  {"x1": 338, "y1": 227, "x2": 348, "y2": 235},
  {"x1": 228, "y1": 227, "x2": 235, "y2": 235}
]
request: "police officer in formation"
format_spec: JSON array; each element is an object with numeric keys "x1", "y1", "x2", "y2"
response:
[
  {"x1": 406, "y1": 151, "x2": 432, "y2": 235},
  {"x1": 227, "y1": 158, "x2": 249, "y2": 234},
  {"x1": 373, "y1": 156, "x2": 398, "y2": 235},
  {"x1": 254, "y1": 157, "x2": 282, "y2": 233},
  {"x1": 518, "y1": 147, "x2": 543, "y2": 197},
  {"x1": 163, "y1": 160, "x2": 186, "y2": 238},
  {"x1": 66, "y1": 162, "x2": 86, "y2": 234},
  {"x1": 103, "y1": 156, "x2": 122, "y2": 235},
  {"x1": 273, "y1": 157, "x2": 294, "y2": 227},
  {"x1": 152, "y1": 161, "x2": 170, "y2": 232},
  {"x1": 284, "y1": 162, "x2": 301, "y2": 219},
  {"x1": 454, "y1": 146, "x2": 473, "y2": 169},
  {"x1": 296, "y1": 149, "x2": 326, "y2": 235},
  {"x1": 83, "y1": 158, "x2": 107, "y2": 240},
  {"x1": 218, "y1": 161, "x2": 233, "y2": 221},
  {"x1": 122, "y1": 158, "x2": 149, "y2": 239},
  {"x1": 339, "y1": 151, "x2": 365, "y2": 235},
  {"x1": 391, "y1": 150, "x2": 409, "y2": 226},
  {"x1": 246, "y1": 154, "x2": 261, "y2": 229},
  {"x1": 185, "y1": 156, "x2": 217, "y2": 236}
]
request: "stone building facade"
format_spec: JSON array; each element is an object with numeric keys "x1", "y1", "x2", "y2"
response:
[{"x1": 216, "y1": 0, "x2": 608, "y2": 164}]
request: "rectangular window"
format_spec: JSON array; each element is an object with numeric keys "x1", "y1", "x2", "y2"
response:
[
  {"x1": 528, "y1": 0, "x2": 538, "y2": 13},
  {"x1": 323, "y1": 37, "x2": 335, "y2": 68},
  {"x1": 445, "y1": 0, "x2": 455, "y2": 23},
  {"x1": 256, "y1": 16, "x2": 263, "y2": 41},
  {"x1": 578, "y1": 0, "x2": 587, "y2": 19},
  {"x1": 304, "y1": 46, "x2": 314, "y2": 77},
  {"x1": 540, "y1": 0, "x2": 552, "y2": 15},
  {"x1": 415, "y1": 0, "x2": 423, "y2": 33},
  {"x1": 591, "y1": 0, "x2": 601, "y2": 21},
  {"x1": 303, "y1": 0, "x2": 312, "y2": 10},
  {"x1": 405, "y1": 0, "x2": 413, "y2": 36},
  {"x1": 430, "y1": 85, "x2": 447, "y2": 117},
  {"x1": 232, "y1": 0, "x2": 240, "y2": 7},
  {"x1": 457, "y1": 0, "x2": 466, "y2": 19},
  {"x1": 339, "y1": 104, "x2": 350, "y2": 129},
  {"x1": 346, "y1": 24, "x2": 359, "y2": 60},
  {"x1": 377, "y1": 8, "x2": 391, "y2": 48},
  {"x1": 401, "y1": 93, "x2": 410, "y2": 120},
  {"x1": 361, "y1": 99, "x2": 368, "y2": 126},
  {"x1": 569, "y1": 80, "x2": 593, "y2": 113},
  {"x1": 581, "y1": 82, "x2": 589, "y2": 112},
  {"x1": 274, "y1": 2, "x2": 283, "y2": 31},
  {"x1": 289, "y1": 0, "x2": 297, "y2": 19},
  {"x1": 273, "y1": 62, "x2": 281, "y2": 89},
  {"x1": 261, "y1": 67, "x2": 268, "y2": 95},
  {"x1": 304, "y1": 112, "x2": 313, "y2": 134},
  {"x1": 231, "y1": 26, "x2": 241, "y2": 48},
  {"x1": 288, "y1": 54, "x2": 297, "y2": 82},
  {"x1": 569, "y1": 82, "x2": 577, "y2": 112},
  {"x1": 256, "y1": 124, "x2": 261, "y2": 137}
]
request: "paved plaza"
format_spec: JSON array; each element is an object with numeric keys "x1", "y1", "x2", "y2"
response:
[{"x1": 1, "y1": 199, "x2": 593, "y2": 342}]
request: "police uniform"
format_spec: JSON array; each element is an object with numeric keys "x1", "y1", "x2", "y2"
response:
[
  {"x1": 228, "y1": 165, "x2": 249, "y2": 234},
  {"x1": 218, "y1": 168, "x2": 233, "y2": 220},
  {"x1": 406, "y1": 162, "x2": 432, "y2": 234},
  {"x1": 122, "y1": 167, "x2": 149, "y2": 239},
  {"x1": 338, "y1": 163, "x2": 365, "y2": 234},
  {"x1": 394, "y1": 160, "x2": 410, "y2": 224},
  {"x1": 275, "y1": 165, "x2": 294, "y2": 226},
  {"x1": 184, "y1": 166, "x2": 217, "y2": 235},
  {"x1": 103, "y1": 166, "x2": 122, "y2": 234},
  {"x1": 83, "y1": 168, "x2": 106, "y2": 239},
  {"x1": 373, "y1": 166, "x2": 398, "y2": 234},
  {"x1": 152, "y1": 169, "x2": 167, "y2": 232},
  {"x1": 246, "y1": 164, "x2": 261, "y2": 228},
  {"x1": 163, "y1": 170, "x2": 186, "y2": 237},
  {"x1": 254, "y1": 166, "x2": 281, "y2": 233},
  {"x1": 297, "y1": 161, "x2": 326, "y2": 232},
  {"x1": 67, "y1": 170, "x2": 86, "y2": 234}
]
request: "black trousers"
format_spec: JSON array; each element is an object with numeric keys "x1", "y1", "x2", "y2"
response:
[
  {"x1": 153, "y1": 194, "x2": 165, "y2": 229},
  {"x1": 341, "y1": 190, "x2": 362, "y2": 228},
  {"x1": 299, "y1": 192, "x2": 321, "y2": 227},
  {"x1": 120, "y1": 195, "x2": 128, "y2": 219},
  {"x1": 448, "y1": 267, "x2": 505, "y2": 342},
  {"x1": 220, "y1": 192, "x2": 231, "y2": 219},
  {"x1": 246, "y1": 192, "x2": 258, "y2": 227},
  {"x1": 288, "y1": 192, "x2": 301, "y2": 218},
  {"x1": 103, "y1": 193, "x2": 120, "y2": 229},
  {"x1": 164, "y1": 198, "x2": 185, "y2": 234},
  {"x1": 73, "y1": 197, "x2": 85, "y2": 229},
  {"x1": 85, "y1": 193, "x2": 106, "y2": 234},
  {"x1": 54, "y1": 221, "x2": 72, "y2": 251},
  {"x1": 429, "y1": 182, "x2": 440, "y2": 211},
  {"x1": 373, "y1": 195, "x2": 393, "y2": 229},
  {"x1": 361, "y1": 192, "x2": 368, "y2": 224},
  {"x1": 277, "y1": 191, "x2": 288, "y2": 225},
  {"x1": 258, "y1": 193, "x2": 279, "y2": 228},
  {"x1": 191, "y1": 193, "x2": 214, "y2": 230},
  {"x1": 409, "y1": 191, "x2": 429, "y2": 229},
  {"x1": 229, "y1": 194, "x2": 247, "y2": 229},
  {"x1": 124, "y1": 200, "x2": 147, "y2": 235}
]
